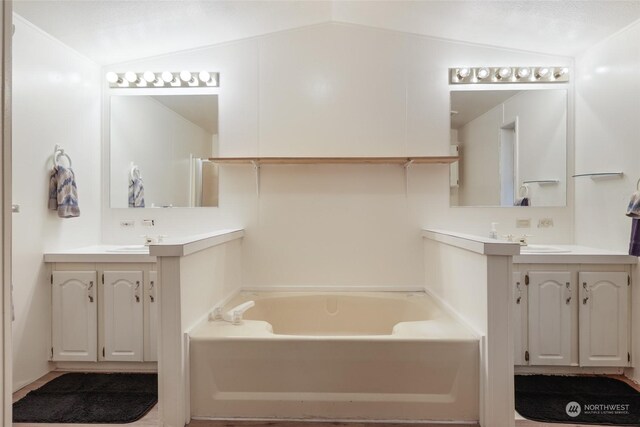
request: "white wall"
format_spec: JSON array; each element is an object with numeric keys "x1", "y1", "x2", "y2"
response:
[
  {"x1": 574, "y1": 21, "x2": 640, "y2": 381},
  {"x1": 109, "y1": 96, "x2": 212, "y2": 208},
  {"x1": 103, "y1": 23, "x2": 574, "y2": 288},
  {"x1": 11, "y1": 15, "x2": 101, "y2": 390}
]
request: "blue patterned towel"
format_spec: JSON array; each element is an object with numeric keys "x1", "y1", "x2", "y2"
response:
[
  {"x1": 630, "y1": 219, "x2": 640, "y2": 256},
  {"x1": 128, "y1": 176, "x2": 145, "y2": 208},
  {"x1": 48, "y1": 165, "x2": 80, "y2": 218},
  {"x1": 626, "y1": 191, "x2": 640, "y2": 218}
]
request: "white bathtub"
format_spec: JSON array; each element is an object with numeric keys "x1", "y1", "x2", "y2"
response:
[{"x1": 189, "y1": 291, "x2": 479, "y2": 422}]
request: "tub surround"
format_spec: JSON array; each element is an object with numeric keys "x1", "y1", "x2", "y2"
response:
[
  {"x1": 148, "y1": 229, "x2": 244, "y2": 257},
  {"x1": 422, "y1": 229, "x2": 521, "y2": 256},
  {"x1": 423, "y1": 229, "x2": 517, "y2": 427},
  {"x1": 155, "y1": 229, "x2": 244, "y2": 427}
]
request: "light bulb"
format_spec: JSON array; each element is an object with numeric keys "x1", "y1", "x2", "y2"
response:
[
  {"x1": 124, "y1": 71, "x2": 139, "y2": 83},
  {"x1": 456, "y1": 68, "x2": 470, "y2": 79},
  {"x1": 476, "y1": 67, "x2": 490, "y2": 79},
  {"x1": 106, "y1": 72, "x2": 121, "y2": 84},
  {"x1": 554, "y1": 67, "x2": 569, "y2": 79},
  {"x1": 198, "y1": 71, "x2": 211, "y2": 83},
  {"x1": 497, "y1": 67, "x2": 512, "y2": 79},
  {"x1": 143, "y1": 71, "x2": 158, "y2": 83},
  {"x1": 516, "y1": 67, "x2": 531, "y2": 79},
  {"x1": 161, "y1": 71, "x2": 175, "y2": 83},
  {"x1": 180, "y1": 70, "x2": 194, "y2": 83},
  {"x1": 536, "y1": 67, "x2": 550, "y2": 79}
]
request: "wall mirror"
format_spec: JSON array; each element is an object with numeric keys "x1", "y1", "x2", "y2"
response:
[
  {"x1": 449, "y1": 89, "x2": 567, "y2": 207},
  {"x1": 109, "y1": 94, "x2": 219, "y2": 208}
]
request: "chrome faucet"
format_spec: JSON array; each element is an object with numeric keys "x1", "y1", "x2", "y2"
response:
[{"x1": 212, "y1": 301, "x2": 255, "y2": 325}]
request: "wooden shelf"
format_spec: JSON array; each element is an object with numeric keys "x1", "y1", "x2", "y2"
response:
[{"x1": 209, "y1": 156, "x2": 459, "y2": 165}]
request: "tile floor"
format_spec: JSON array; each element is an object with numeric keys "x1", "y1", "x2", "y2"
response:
[{"x1": 11, "y1": 372, "x2": 640, "y2": 427}]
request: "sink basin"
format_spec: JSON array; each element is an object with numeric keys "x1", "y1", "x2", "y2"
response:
[
  {"x1": 106, "y1": 245, "x2": 149, "y2": 253},
  {"x1": 519, "y1": 244, "x2": 571, "y2": 254}
]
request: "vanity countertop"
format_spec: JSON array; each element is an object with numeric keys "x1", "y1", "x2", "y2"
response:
[
  {"x1": 43, "y1": 229, "x2": 245, "y2": 263},
  {"x1": 513, "y1": 245, "x2": 638, "y2": 265},
  {"x1": 43, "y1": 245, "x2": 157, "y2": 263}
]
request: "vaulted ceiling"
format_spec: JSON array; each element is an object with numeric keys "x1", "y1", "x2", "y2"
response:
[{"x1": 13, "y1": 0, "x2": 640, "y2": 65}]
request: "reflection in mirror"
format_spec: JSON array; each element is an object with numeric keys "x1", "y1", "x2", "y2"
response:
[
  {"x1": 449, "y1": 89, "x2": 566, "y2": 207},
  {"x1": 110, "y1": 95, "x2": 219, "y2": 208}
]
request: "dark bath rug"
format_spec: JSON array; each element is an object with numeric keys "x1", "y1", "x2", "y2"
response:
[
  {"x1": 13, "y1": 372, "x2": 157, "y2": 424},
  {"x1": 515, "y1": 374, "x2": 640, "y2": 426}
]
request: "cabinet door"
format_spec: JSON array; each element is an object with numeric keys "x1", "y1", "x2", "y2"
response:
[
  {"x1": 103, "y1": 271, "x2": 143, "y2": 361},
  {"x1": 513, "y1": 271, "x2": 528, "y2": 365},
  {"x1": 579, "y1": 272, "x2": 629, "y2": 367},
  {"x1": 528, "y1": 271, "x2": 572, "y2": 365},
  {"x1": 144, "y1": 271, "x2": 158, "y2": 362},
  {"x1": 52, "y1": 271, "x2": 97, "y2": 361}
]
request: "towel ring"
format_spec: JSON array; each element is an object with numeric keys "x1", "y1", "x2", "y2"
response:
[
  {"x1": 130, "y1": 165, "x2": 141, "y2": 180},
  {"x1": 518, "y1": 184, "x2": 529, "y2": 198},
  {"x1": 53, "y1": 145, "x2": 72, "y2": 168}
]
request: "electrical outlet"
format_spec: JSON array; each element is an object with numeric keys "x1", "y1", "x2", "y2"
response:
[
  {"x1": 538, "y1": 218, "x2": 554, "y2": 228},
  {"x1": 141, "y1": 219, "x2": 155, "y2": 227},
  {"x1": 120, "y1": 220, "x2": 135, "y2": 228},
  {"x1": 516, "y1": 218, "x2": 531, "y2": 228}
]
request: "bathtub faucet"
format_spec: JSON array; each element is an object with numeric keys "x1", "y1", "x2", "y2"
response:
[{"x1": 212, "y1": 301, "x2": 255, "y2": 325}]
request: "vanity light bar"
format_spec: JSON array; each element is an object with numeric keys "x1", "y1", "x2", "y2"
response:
[
  {"x1": 449, "y1": 67, "x2": 569, "y2": 84},
  {"x1": 106, "y1": 71, "x2": 220, "y2": 88}
]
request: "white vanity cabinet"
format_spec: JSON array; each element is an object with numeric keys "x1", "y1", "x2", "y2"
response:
[
  {"x1": 144, "y1": 271, "x2": 158, "y2": 362},
  {"x1": 579, "y1": 272, "x2": 629, "y2": 367},
  {"x1": 527, "y1": 271, "x2": 573, "y2": 366},
  {"x1": 101, "y1": 271, "x2": 144, "y2": 361},
  {"x1": 513, "y1": 260, "x2": 633, "y2": 368},
  {"x1": 46, "y1": 253, "x2": 158, "y2": 365},
  {"x1": 51, "y1": 271, "x2": 98, "y2": 362}
]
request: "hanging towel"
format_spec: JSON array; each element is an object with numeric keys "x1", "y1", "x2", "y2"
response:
[
  {"x1": 128, "y1": 175, "x2": 145, "y2": 208},
  {"x1": 515, "y1": 197, "x2": 530, "y2": 206},
  {"x1": 626, "y1": 191, "x2": 640, "y2": 218},
  {"x1": 48, "y1": 165, "x2": 80, "y2": 218},
  {"x1": 630, "y1": 219, "x2": 640, "y2": 256}
]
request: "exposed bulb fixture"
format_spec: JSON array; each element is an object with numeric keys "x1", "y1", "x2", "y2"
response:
[
  {"x1": 143, "y1": 71, "x2": 160, "y2": 84},
  {"x1": 497, "y1": 67, "x2": 512, "y2": 79},
  {"x1": 161, "y1": 71, "x2": 177, "y2": 84},
  {"x1": 106, "y1": 71, "x2": 220, "y2": 88},
  {"x1": 516, "y1": 67, "x2": 531, "y2": 79},
  {"x1": 456, "y1": 68, "x2": 470, "y2": 79},
  {"x1": 124, "y1": 71, "x2": 139, "y2": 84},
  {"x1": 180, "y1": 70, "x2": 195, "y2": 83},
  {"x1": 106, "y1": 72, "x2": 122, "y2": 84},
  {"x1": 476, "y1": 67, "x2": 490, "y2": 80},
  {"x1": 554, "y1": 67, "x2": 569, "y2": 79},
  {"x1": 449, "y1": 66, "x2": 568, "y2": 84},
  {"x1": 535, "y1": 67, "x2": 550, "y2": 79},
  {"x1": 199, "y1": 71, "x2": 211, "y2": 82}
]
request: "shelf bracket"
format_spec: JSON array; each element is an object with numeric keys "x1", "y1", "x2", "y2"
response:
[
  {"x1": 251, "y1": 160, "x2": 261, "y2": 197},
  {"x1": 403, "y1": 159, "x2": 414, "y2": 195}
]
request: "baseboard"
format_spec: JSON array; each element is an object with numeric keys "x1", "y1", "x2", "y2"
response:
[{"x1": 515, "y1": 365, "x2": 625, "y2": 375}]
